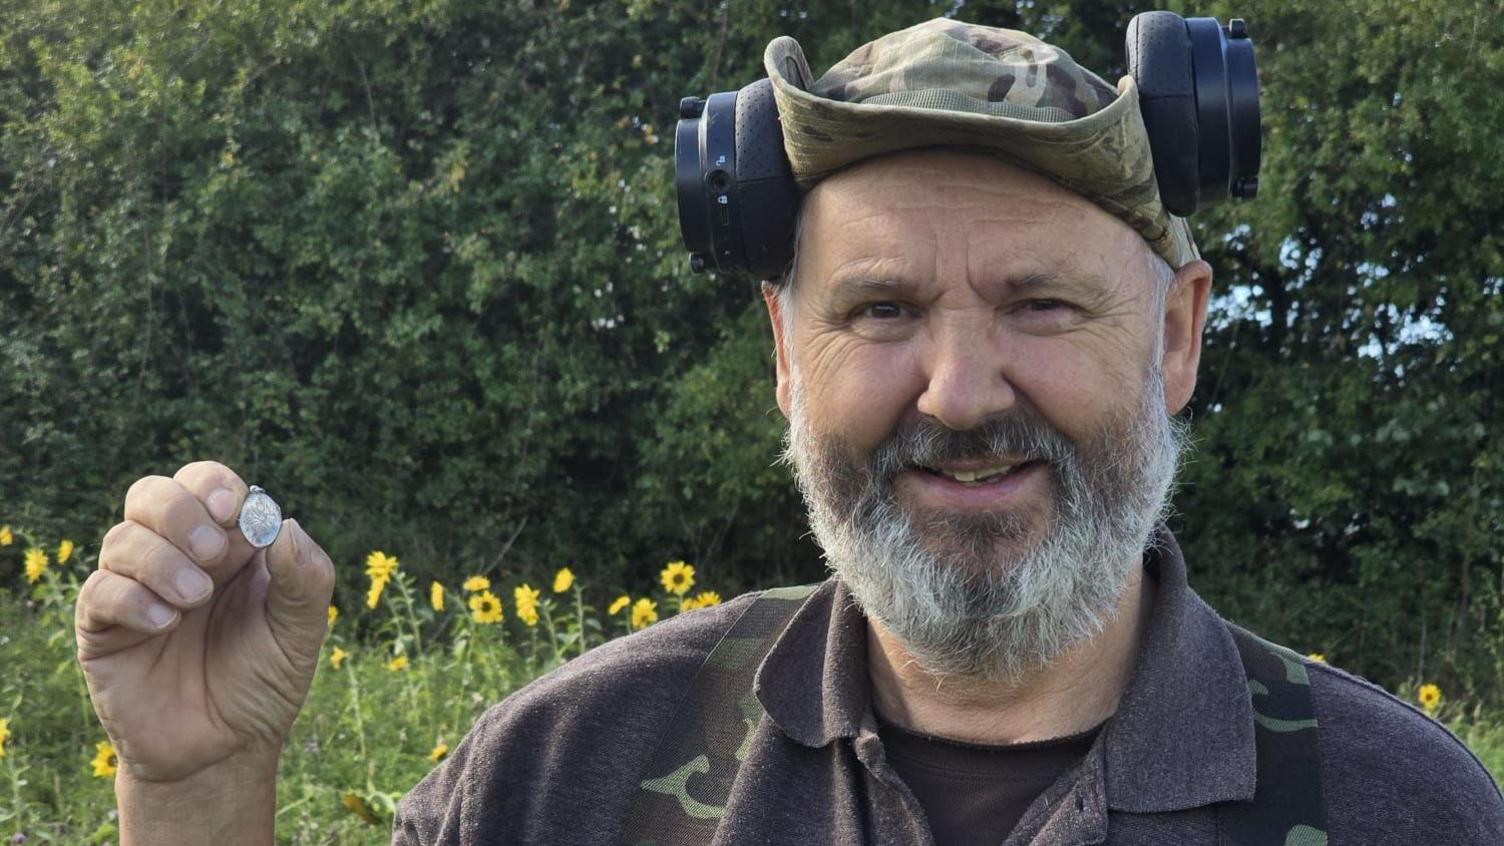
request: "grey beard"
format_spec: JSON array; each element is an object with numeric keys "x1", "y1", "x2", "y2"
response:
[{"x1": 781, "y1": 364, "x2": 1189, "y2": 686}]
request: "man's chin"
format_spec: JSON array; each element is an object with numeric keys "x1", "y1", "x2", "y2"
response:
[{"x1": 899, "y1": 502, "x2": 1054, "y2": 578}]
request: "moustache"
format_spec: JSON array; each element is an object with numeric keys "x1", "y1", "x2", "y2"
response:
[{"x1": 866, "y1": 407, "x2": 1079, "y2": 490}]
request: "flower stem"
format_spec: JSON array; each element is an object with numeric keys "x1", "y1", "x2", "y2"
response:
[{"x1": 573, "y1": 585, "x2": 587, "y2": 657}]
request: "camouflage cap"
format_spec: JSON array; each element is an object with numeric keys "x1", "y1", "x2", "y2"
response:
[{"x1": 763, "y1": 18, "x2": 1200, "y2": 268}]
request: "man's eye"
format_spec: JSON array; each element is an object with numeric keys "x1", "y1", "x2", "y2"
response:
[
  {"x1": 860, "y1": 302, "x2": 905, "y2": 319},
  {"x1": 1024, "y1": 299, "x2": 1068, "y2": 312}
]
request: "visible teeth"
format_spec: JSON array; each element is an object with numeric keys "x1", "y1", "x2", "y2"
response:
[{"x1": 936, "y1": 464, "x2": 1017, "y2": 483}]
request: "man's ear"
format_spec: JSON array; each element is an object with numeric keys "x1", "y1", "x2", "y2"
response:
[
  {"x1": 1160, "y1": 259, "x2": 1212, "y2": 415},
  {"x1": 761, "y1": 281, "x2": 793, "y2": 419}
]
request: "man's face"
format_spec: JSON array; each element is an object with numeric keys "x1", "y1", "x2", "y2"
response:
[{"x1": 765, "y1": 149, "x2": 1211, "y2": 682}]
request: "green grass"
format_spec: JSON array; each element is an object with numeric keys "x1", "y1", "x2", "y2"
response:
[{"x1": 2, "y1": 539, "x2": 1501, "y2": 844}]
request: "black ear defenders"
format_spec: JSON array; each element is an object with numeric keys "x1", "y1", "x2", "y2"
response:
[{"x1": 673, "y1": 12, "x2": 1261, "y2": 279}]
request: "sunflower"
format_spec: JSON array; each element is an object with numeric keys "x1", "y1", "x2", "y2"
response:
[
  {"x1": 365, "y1": 551, "x2": 399, "y2": 582},
  {"x1": 469, "y1": 590, "x2": 503, "y2": 624},
  {"x1": 23, "y1": 548, "x2": 47, "y2": 584},
  {"x1": 462, "y1": 575, "x2": 491, "y2": 593},
  {"x1": 366, "y1": 577, "x2": 387, "y2": 609},
  {"x1": 328, "y1": 605, "x2": 339, "y2": 627},
  {"x1": 660, "y1": 561, "x2": 694, "y2": 596},
  {"x1": 553, "y1": 567, "x2": 575, "y2": 594},
  {"x1": 1307, "y1": 653, "x2": 1326, "y2": 664},
  {"x1": 428, "y1": 742, "x2": 449, "y2": 764},
  {"x1": 91, "y1": 740, "x2": 117, "y2": 777},
  {"x1": 330, "y1": 646, "x2": 350, "y2": 670},
  {"x1": 387, "y1": 654, "x2": 409, "y2": 672},
  {"x1": 430, "y1": 581, "x2": 445, "y2": 612},
  {"x1": 57, "y1": 538, "x2": 75, "y2": 564},
  {"x1": 692, "y1": 591, "x2": 721, "y2": 608},
  {"x1": 679, "y1": 596, "x2": 701, "y2": 612},
  {"x1": 1417, "y1": 683, "x2": 1442, "y2": 714},
  {"x1": 341, "y1": 790, "x2": 379, "y2": 824},
  {"x1": 631, "y1": 598, "x2": 658, "y2": 630},
  {"x1": 607, "y1": 595, "x2": 630, "y2": 615},
  {"x1": 0, "y1": 526, "x2": 11, "y2": 546},
  {"x1": 515, "y1": 583, "x2": 541, "y2": 627},
  {"x1": 0, "y1": 717, "x2": 10, "y2": 758}
]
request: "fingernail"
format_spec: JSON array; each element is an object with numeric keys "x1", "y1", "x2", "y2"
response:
[
  {"x1": 175, "y1": 568, "x2": 212, "y2": 602},
  {"x1": 190, "y1": 524, "x2": 226, "y2": 560},
  {"x1": 147, "y1": 603, "x2": 176, "y2": 628},
  {"x1": 207, "y1": 488, "x2": 236, "y2": 523}
]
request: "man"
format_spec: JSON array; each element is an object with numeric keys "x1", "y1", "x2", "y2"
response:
[{"x1": 76, "y1": 19, "x2": 1503, "y2": 845}]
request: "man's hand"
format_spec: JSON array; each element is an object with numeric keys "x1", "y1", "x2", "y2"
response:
[{"x1": 76, "y1": 460, "x2": 335, "y2": 787}]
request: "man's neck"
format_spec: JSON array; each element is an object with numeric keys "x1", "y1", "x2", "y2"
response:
[{"x1": 866, "y1": 559, "x2": 1156, "y2": 746}]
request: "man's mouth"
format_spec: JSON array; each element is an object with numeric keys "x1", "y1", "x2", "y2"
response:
[{"x1": 914, "y1": 460, "x2": 1042, "y2": 486}]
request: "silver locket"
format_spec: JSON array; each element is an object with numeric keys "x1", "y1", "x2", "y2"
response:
[{"x1": 238, "y1": 485, "x2": 283, "y2": 549}]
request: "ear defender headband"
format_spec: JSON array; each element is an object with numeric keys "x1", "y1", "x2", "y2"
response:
[{"x1": 674, "y1": 12, "x2": 1261, "y2": 279}]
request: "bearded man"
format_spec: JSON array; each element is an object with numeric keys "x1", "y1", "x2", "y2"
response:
[{"x1": 79, "y1": 19, "x2": 1503, "y2": 846}]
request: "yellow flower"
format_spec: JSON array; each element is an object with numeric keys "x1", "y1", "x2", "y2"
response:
[
  {"x1": 430, "y1": 581, "x2": 445, "y2": 612},
  {"x1": 0, "y1": 526, "x2": 10, "y2": 546},
  {"x1": 328, "y1": 605, "x2": 338, "y2": 627},
  {"x1": 23, "y1": 548, "x2": 47, "y2": 584},
  {"x1": 57, "y1": 538, "x2": 75, "y2": 564},
  {"x1": 608, "y1": 595, "x2": 630, "y2": 615},
  {"x1": 515, "y1": 583, "x2": 541, "y2": 627},
  {"x1": 553, "y1": 567, "x2": 575, "y2": 594},
  {"x1": 660, "y1": 561, "x2": 695, "y2": 596},
  {"x1": 330, "y1": 646, "x2": 349, "y2": 670},
  {"x1": 631, "y1": 597, "x2": 658, "y2": 630},
  {"x1": 463, "y1": 575, "x2": 490, "y2": 593},
  {"x1": 366, "y1": 576, "x2": 388, "y2": 609},
  {"x1": 91, "y1": 740, "x2": 117, "y2": 777},
  {"x1": 428, "y1": 742, "x2": 449, "y2": 764},
  {"x1": 679, "y1": 596, "x2": 701, "y2": 612},
  {"x1": 0, "y1": 717, "x2": 9, "y2": 758},
  {"x1": 1307, "y1": 653, "x2": 1326, "y2": 663},
  {"x1": 387, "y1": 654, "x2": 409, "y2": 672},
  {"x1": 469, "y1": 590, "x2": 503, "y2": 624},
  {"x1": 1417, "y1": 683, "x2": 1442, "y2": 713},
  {"x1": 692, "y1": 590, "x2": 721, "y2": 608},
  {"x1": 341, "y1": 790, "x2": 379, "y2": 824},
  {"x1": 365, "y1": 550, "x2": 399, "y2": 582}
]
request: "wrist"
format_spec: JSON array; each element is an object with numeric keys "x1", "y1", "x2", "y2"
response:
[{"x1": 116, "y1": 751, "x2": 281, "y2": 846}]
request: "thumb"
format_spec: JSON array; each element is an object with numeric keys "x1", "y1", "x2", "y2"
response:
[{"x1": 263, "y1": 518, "x2": 336, "y2": 647}]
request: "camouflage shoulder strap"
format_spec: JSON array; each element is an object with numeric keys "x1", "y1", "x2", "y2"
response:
[
  {"x1": 621, "y1": 591, "x2": 1329, "y2": 846},
  {"x1": 1218, "y1": 622, "x2": 1329, "y2": 846},
  {"x1": 621, "y1": 583, "x2": 820, "y2": 846}
]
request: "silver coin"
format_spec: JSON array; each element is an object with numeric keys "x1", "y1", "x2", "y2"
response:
[{"x1": 238, "y1": 485, "x2": 283, "y2": 549}]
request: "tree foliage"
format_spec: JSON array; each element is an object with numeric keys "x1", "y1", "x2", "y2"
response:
[{"x1": 1, "y1": 0, "x2": 1500, "y2": 700}]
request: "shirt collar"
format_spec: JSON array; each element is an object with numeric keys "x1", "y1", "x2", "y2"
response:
[{"x1": 752, "y1": 524, "x2": 1257, "y2": 813}]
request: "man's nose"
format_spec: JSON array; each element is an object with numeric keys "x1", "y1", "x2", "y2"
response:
[{"x1": 914, "y1": 319, "x2": 1018, "y2": 432}]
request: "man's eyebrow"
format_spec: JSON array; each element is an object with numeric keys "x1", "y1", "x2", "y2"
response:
[
  {"x1": 827, "y1": 277, "x2": 911, "y2": 296},
  {"x1": 826, "y1": 268, "x2": 1082, "y2": 295},
  {"x1": 1008, "y1": 269, "x2": 1066, "y2": 290}
]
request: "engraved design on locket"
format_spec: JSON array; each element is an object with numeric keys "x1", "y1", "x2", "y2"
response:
[{"x1": 238, "y1": 485, "x2": 283, "y2": 549}]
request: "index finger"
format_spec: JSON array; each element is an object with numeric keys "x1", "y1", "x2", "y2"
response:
[{"x1": 172, "y1": 461, "x2": 249, "y2": 528}]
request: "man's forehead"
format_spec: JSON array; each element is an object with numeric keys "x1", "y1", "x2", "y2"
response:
[{"x1": 798, "y1": 149, "x2": 1147, "y2": 284}]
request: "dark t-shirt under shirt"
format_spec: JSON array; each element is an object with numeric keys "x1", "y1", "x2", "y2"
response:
[{"x1": 877, "y1": 717, "x2": 1104, "y2": 846}]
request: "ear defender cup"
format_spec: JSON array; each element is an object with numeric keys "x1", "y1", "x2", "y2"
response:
[
  {"x1": 1127, "y1": 11, "x2": 1201, "y2": 217},
  {"x1": 732, "y1": 78, "x2": 799, "y2": 280}
]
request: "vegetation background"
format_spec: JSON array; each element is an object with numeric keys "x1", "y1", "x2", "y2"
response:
[{"x1": 1, "y1": 0, "x2": 1502, "y2": 841}]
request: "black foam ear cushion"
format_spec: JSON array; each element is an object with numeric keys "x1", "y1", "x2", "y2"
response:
[
  {"x1": 733, "y1": 78, "x2": 799, "y2": 280},
  {"x1": 1127, "y1": 11, "x2": 1200, "y2": 217}
]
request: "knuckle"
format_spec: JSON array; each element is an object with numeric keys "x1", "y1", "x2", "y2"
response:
[
  {"x1": 100, "y1": 521, "x2": 133, "y2": 554},
  {"x1": 125, "y1": 474, "x2": 168, "y2": 504},
  {"x1": 175, "y1": 460, "x2": 246, "y2": 494}
]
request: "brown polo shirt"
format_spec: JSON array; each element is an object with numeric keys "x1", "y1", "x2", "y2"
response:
[{"x1": 392, "y1": 527, "x2": 1504, "y2": 844}]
